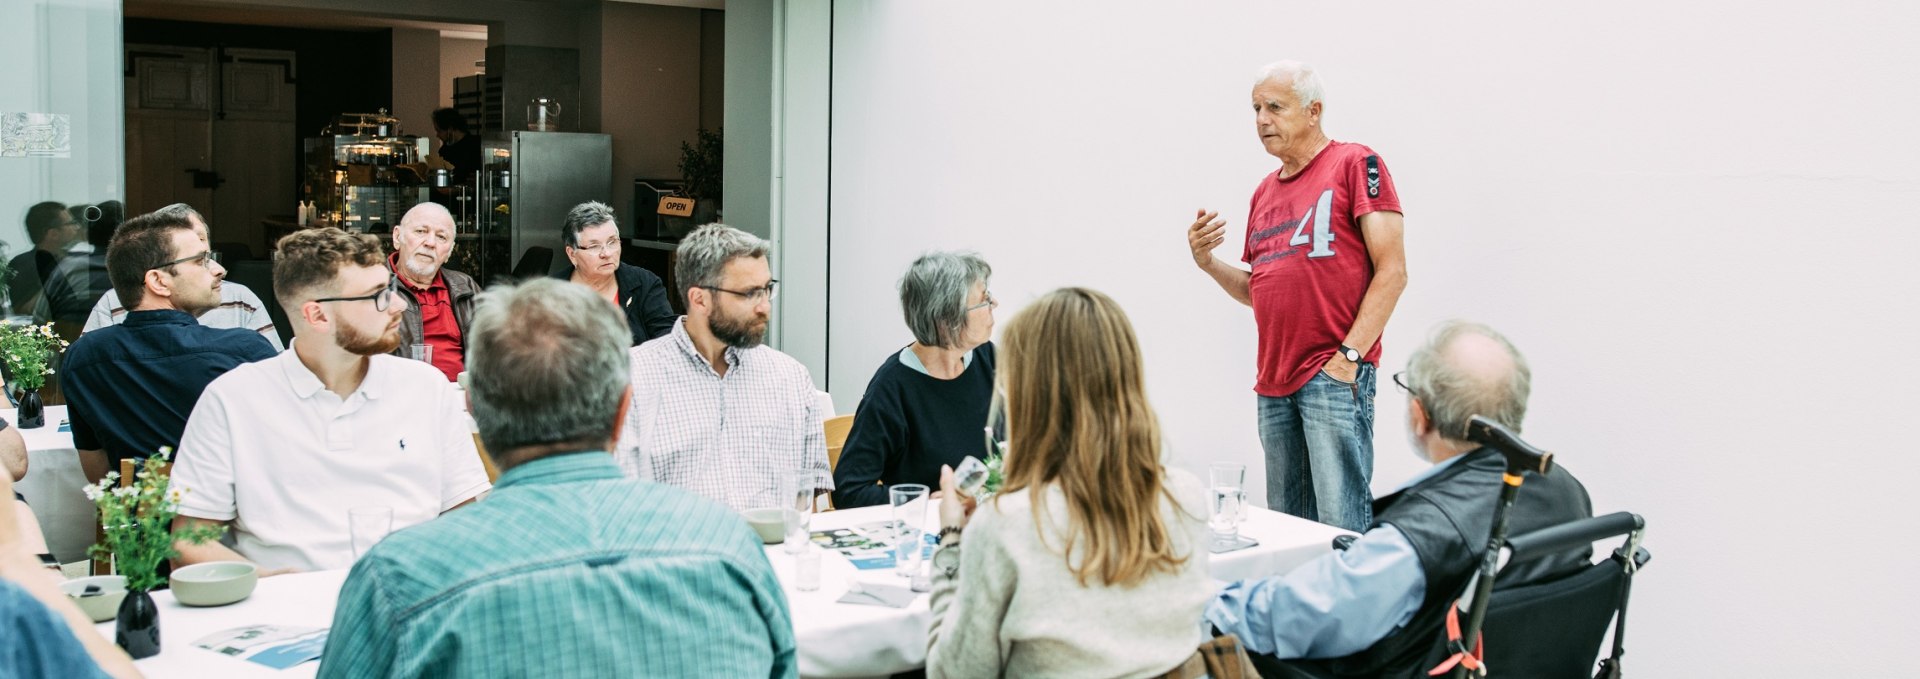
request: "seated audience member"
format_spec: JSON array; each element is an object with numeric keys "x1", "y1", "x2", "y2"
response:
[
  {"x1": 169, "y1": 228, "x2": 490, "y2": 574},
  {"x1": 83, "y1": 203, "x2": 281, "y2": 350},
  {"x1": 833, "y1": 252, "x2": 997, "y2": 508},
  {"x1": 551, "y1": 200, "x2": 677, "y2": 345},
  {"x1": 927, "y1": 287, "x2": 1213, "y2": 679},
  {"x1": 7, "y1": 201, "x2": 77, "y2": 315},
  {"x1": 61, "y1": 209, "x2": 277, "y2": 483},
  {"x1": 1206, "y1": 321, "x2": 1594, "y2": 677},
  {"x1": 0, "y1": 471, "x2": 140, "y2": 679},
  {"x1": 386, "y1": 203, "x2": 476, "y2": 380},
  {"x1": 320, "y1": 278, "x2": 795, "y2": 679},
  {"x1": 615, "y1": 223, "x2": 830, "y2": 511},
  {"x1": 34, "y1": 203, "x2": 115, "y2": 327}
]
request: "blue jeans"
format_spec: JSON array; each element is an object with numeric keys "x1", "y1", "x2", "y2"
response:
[{"x1": 1257, "y1": 363, "x2": 1376, "y2": 532}]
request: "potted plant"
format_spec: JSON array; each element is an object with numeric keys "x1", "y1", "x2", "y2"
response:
[
  {"x1": 661, "y1": 128, "x2": 723, "y2": 238},
  {"x1": 0, "y1": 321, "x2": 68, "y2": 428},
  {"x1": 85, "y1": 452, "x2": 225, "y2": 659}
]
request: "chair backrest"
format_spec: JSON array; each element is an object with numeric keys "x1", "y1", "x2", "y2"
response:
[
  {"x1": 823, "y1": 414, "x2": 854, "y2": 473},
  {"x1": 117, "y1": 458, "x2": 171, "y2": 487}
]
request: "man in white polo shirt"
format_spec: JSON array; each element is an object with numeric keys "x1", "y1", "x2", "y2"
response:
[{"x1": 169, "y1": 227, "x2": 490, "y2": 574}]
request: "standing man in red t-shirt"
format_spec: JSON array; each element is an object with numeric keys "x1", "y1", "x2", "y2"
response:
[
  {"x1": 1186, "y1": 61, "x2": 1408, "y2": 531},
  {"x1": 389, "y1": 202, "x2": 479, "y2": 381}
]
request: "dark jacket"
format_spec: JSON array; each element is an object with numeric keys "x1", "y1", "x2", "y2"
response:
[
  {"x1": 389, "y1": 265, "x2": 479, "y2": 359},
  {"x1": 551, "y1": 263, "x2": 677, "y2": 346},
  {"x1": 1313, "y1": 447, "x2": 1594, "y2": 678}
]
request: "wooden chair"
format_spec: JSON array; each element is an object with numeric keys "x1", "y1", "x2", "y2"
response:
[
  {"x1": 470, "y1": 433, "x2": 501, "y2": 483},
  {"x1": 824, "y1": 414, "x2": 854, "y2": 473}
]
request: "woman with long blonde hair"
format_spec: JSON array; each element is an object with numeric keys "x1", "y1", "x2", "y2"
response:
[{"x1": 925, "y1": 287, "x2": 1213, "y2": 678}]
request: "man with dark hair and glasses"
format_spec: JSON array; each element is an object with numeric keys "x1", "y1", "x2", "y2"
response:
[
  {"x1": 614, "y1": 223, "x2": 831, "y2": 512},
  {"x1": 168, "y1": 227, "x2": 490, "y2": 575},
  {"x1": 60, "y1": 209, "x2": 276, "y2": 484}
]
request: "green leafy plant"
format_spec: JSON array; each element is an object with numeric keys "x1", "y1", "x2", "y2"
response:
[
  {"x1": 0, "y1": 321, "x2": 67, "y2": 391},
  {"x1": 677, "y1": 127, "x2": 724, "y2": 204},
  {"x1": 85, "y1": 452, "x2": 225, "y2": 592}
]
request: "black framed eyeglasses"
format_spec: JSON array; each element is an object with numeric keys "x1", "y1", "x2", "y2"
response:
[
  {"x1": 702, "y1": 279, "x2": 779, "y2": 304},
  {"x1": 313, "y1": 276, "x2": 402, "y2": 312},
  {"x1": 1392, "y1": 371, "x2": 1419, "y2": 399},
  {"x1": 148, "y1": 250, "x2": 214, "y2": 272}
]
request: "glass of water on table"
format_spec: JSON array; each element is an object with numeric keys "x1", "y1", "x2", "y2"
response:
[
  {"x1": 1209, "y1": 463, "x2": 1250, "y2": 551},
  {"x1": 889, "y1": 484, "x2": 930, "y2": 578}
]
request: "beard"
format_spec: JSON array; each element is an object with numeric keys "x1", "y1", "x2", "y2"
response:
[
  {"x1": 401, "y1": 255, "x2": 439, "y2": 283},
  {"x1": 338, "y1": 317, "x2": 402, "y2": 356},
  {"x1": 709, "y1": 307, "x2": 768, "y2": 349}
]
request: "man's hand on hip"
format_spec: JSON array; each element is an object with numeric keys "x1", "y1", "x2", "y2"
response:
[
  {"x1": 1321, "y1": 354, "x2": 1360, "y2": 383},
  {"x1": 1187, "y1": 209, "x2": 1228, "y2": 268}
]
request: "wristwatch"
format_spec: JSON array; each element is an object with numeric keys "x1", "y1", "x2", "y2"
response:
[
  {"x1": 933, "y1": 540, "x2": 963, "y2": 579},
  {"x1": 1337, "y1": 344, "x2": 1362, "y2": 363}
]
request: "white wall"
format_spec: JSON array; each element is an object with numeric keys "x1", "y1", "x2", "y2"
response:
[
  {"x1": 0, "y1": 0, "x2": 122, "y2": 261},
  {"x1": 820, "y1": 1, "x2": 1920, "y2": 674},
  {"x1": 439, "y1": 36, "x2": 486, "y2": 107}
]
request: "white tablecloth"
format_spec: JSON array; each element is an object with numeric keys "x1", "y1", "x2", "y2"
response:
[
  {"x1": 84, "y1": 500, "x2": 1351, "y2": 678},
  {"x1": 777, "y1": 502, "x2": 1353, "y2": 678},
  {"x1": 90, "y1": 570, "x2": 345, "y2": 679},
  {"x1": 6, "y1": 405, "x2": 94, "y2": 563}
]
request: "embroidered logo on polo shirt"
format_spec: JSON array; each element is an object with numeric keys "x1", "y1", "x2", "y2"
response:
[{"x1": 398, "y1": 439, "x2": 407, "y2": 451}]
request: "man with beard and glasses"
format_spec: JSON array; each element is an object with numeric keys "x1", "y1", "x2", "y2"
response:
[
  {"x1": 386, "y1": 202, "x2": 477, "y2": 380},
  {"x1": 169, "y1": 228, "x2": 491, "y2": 574},
  {"x1": 614, "y1": 223, "x2": 831, "y2": 512},
  {"x1": 60, "y1": 209, "x2": 277, "y2": 484}
]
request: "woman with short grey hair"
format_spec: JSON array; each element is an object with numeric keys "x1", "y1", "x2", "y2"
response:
[
  {"x1": 550, "y1": 200, "x2": 678, "y2": 345},
  {"x1": 832, "y1": 252, "x2": 998, "y2": 509}
]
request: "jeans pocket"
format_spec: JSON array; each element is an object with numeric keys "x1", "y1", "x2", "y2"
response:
[{"x1": 1318, "y1": 366, "x2": 1358, "y2": 386}]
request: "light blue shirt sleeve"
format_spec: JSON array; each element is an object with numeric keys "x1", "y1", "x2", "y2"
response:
[{"x1": 1205, "y1": 524, "x2": 1427, "y2": 659}]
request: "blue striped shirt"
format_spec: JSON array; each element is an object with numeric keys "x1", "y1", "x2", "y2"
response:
[{"x1": 318, "y1": 451, "x2": 796, "y2": 678}]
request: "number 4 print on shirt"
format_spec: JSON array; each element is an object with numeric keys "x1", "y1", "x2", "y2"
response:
[{"x1": 1288, "y1": 189, "x2": 1336, "y2": 258}]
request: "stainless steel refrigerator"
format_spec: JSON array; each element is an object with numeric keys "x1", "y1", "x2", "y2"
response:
[{"x1": 461, "y1": 131, "x2": 612, "y2": 283}]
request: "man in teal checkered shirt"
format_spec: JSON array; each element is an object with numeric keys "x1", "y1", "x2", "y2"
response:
[{"x1": 319, "y1": 278, "x2": 796, "y2": 678}]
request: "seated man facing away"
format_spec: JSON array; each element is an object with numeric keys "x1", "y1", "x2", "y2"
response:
[
  {"x1": 62, "y1": 208, "x2": 277, "y2": 484},
  {"x1": 616, "y1": 223, "x2": 831, "y2": 512},
  {"x1": 82, "y1": 203, "x2": 282, "y2": 350},
  {"x1": 169, "y1": 228, "x2": 490, "y2": 574},
  {"x1": 319, "y1": 278, "x2": 795, "y2": 678},
  {"x1": 1206, "y1": 321, "x2": 1594, "y2": 678}
]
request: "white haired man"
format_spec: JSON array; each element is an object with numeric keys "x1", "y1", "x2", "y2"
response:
[
  {"x1": 1186, "y1": 61, "x2": 1408, "y2": 532},
  {"x1": 614, "y1": 223, "x2": 831, "y2": 512},
  {"x1": 1206, "y1": 321, "x2": 1592, "y2": 677},
  {"x1": 387, "y1": 202, "x2": 479, "y2": 381}
]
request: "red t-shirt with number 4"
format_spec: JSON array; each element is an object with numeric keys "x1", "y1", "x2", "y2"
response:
[{"x1": 1241, "y1": 141, "x2": 1402, "y2": 398}]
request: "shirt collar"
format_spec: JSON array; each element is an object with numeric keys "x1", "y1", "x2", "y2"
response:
[
  {"x1": 1395, "y1": 446, "x2": 1477, "y2": 492},
  {"x1": 122, "y1": 309, "x2": 196, "y2": 326},
  {"x1": 279, "y1": 342, "x2": 383, "y2": 401},
  {"x1": 669, "y1": 317, "x2": 741, "y2": 374},
  {"x1": 494, "y1": 451, "x2": 623, "y2": 490}
]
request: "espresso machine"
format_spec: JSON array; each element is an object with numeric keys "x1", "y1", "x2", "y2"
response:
[{"x1": 302, "y1": 110, "x2": 430, "y2": 232}]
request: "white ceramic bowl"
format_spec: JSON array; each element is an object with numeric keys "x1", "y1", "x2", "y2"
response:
[
  {"x1": 60, "y1": 575, "x2": 128, "y2": 622},
  {"x1": 169, "y1": 561, "x2": 258, "y2": 607},
  {"x1": 743, "y1": 508, "x2": 787, "y2": 544}
]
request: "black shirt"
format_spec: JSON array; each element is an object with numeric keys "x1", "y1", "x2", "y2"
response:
[
  {"x1": 552, "y1": 263, "x2": 677, "y2": 346},
  {"x1": 832, "y1": 343, "x2": 996, "y2": 509},
  {"x1": 442, "y1": 133, "x2": 483, "y2": 182},
  {"x1": 60, "y1": 309, "x2": 277, "y2": 465},
  {"x1": 6, "y1": 249, "x2": 59, "y2": 315}
]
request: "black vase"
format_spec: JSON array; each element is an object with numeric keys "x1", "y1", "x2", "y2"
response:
[
  {"x1": 115, "y1": 590, "x2": 161, "y2": 659},
  {"x1": 15, "y1": 389, "x2": 42, "y2": 429}
]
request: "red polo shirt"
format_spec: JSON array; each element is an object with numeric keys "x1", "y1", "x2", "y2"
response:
[{"x1": 392, "y1": 254, "x2": 464, "y2": 381}]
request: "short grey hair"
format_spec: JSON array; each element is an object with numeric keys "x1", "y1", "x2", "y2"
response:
[
  {"x1": 1403, "y1": 320, "x2": 1532, "y2": 441},
  {"x1": 674, "y1": 223, "x2": 770, "y2": 304},
  {"x1": 466, "y1": 278, "x2": 631, "y2": 457},
  {"x1": 1253, "y1": 60, "x2": 1326, "y2": 108},
  {"x1": 561, "y1": 200, "x2": 618, "y2": 248},
  {"x1": 899, "y1": 251, "x2": 991, "y2": 348}
]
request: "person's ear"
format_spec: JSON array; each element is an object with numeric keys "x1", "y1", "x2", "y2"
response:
[
  {"x1": 300, "y1": 301, "x2": 329, "y2": 329},
  {"x1": 1408, "y1": 396, "x2": 1431, "y2": 436},
  {"x1": 608, "y1": 385, "x2": 633, "y2": 444},
  {"x1": 144, "y1": 269, "x2": 171, "y2": 299}
]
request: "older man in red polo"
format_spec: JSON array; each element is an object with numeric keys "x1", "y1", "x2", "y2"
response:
[{"x1": 389, "y1": 202, "x2": 478, "y2": 380}]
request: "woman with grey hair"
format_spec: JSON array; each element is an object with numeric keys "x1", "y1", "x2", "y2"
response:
[
  {"x1": 832, "y1": 252, "x2": 998, "y2": 509},
  {"x1": 550, "y1": 200, "x2": 678, "y2": 345}
]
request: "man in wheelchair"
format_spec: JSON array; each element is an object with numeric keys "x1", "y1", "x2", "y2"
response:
[{"x1": 1206, "y1": 320, "x2": 1595, "y2": 677}]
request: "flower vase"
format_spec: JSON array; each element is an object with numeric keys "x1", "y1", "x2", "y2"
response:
[
  {"x1": 115, "y1": 589, "x2": 161, "y2": 659},
  {"x1": 16, "y1": 389, "x2": 43, "y2": 429}
]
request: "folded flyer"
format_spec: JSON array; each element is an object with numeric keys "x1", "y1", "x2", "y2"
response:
[{"x1": 192, "y1": 624, "x2": 330, "y2": 669}]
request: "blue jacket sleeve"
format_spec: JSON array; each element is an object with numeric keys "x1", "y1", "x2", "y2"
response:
[{"x1": 1205, "y1": 524, "x2": 1427, "y2": 659}]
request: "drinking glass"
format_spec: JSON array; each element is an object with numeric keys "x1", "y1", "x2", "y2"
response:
[
  {"x1": 349, "y1": 506, "x2": 394, "y2": 559},
  {"x1": 794, "y1": 545, "x2": 822, "y2": 592},
  {"x1": 1208, "y1": 463, "x2": 1247, "y2": 548},
  {"x1": 784, "y1": 471, "x2": 815, "y2": 554},
  {"x1": 410, "y1": 343, "x2": 433, "y2": 364},
  {"x1": 889, "y1": 484, "x2": 930, "y2": 578}
]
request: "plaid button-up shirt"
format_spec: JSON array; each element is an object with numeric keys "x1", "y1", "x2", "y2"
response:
[{"x1": 615, "y1": 318, "x2": 832, "y2": 512}]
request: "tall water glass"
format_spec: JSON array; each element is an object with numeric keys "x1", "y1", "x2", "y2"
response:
[
  {"x1": 349, "y1": 506, "x2": 394, "y2": 559},
  {"x1": 410, "y1": 343, "x2": 434, "y2": 364},
  {"x1": 890, "y1": 484, "x2": 930, "y2": 577},
  {"x1": 784, "y1": 471, "x2": 815, "y2": 554},
  {"x1": 1209, "y1": 463, "x2": 1247, "y2": 548}
]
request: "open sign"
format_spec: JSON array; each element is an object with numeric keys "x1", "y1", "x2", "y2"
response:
[{"x1": 658, "y1": 197, "x2": 696, "y2": 217}]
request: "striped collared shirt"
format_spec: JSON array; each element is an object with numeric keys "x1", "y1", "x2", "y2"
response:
[{"x1": 615, "y1": 317, "x2": 832, "y2": 512}]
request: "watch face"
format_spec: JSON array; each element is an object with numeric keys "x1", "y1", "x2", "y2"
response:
[{"x1": 934, "y1": 545, "x2": 960, "y2": 569}]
